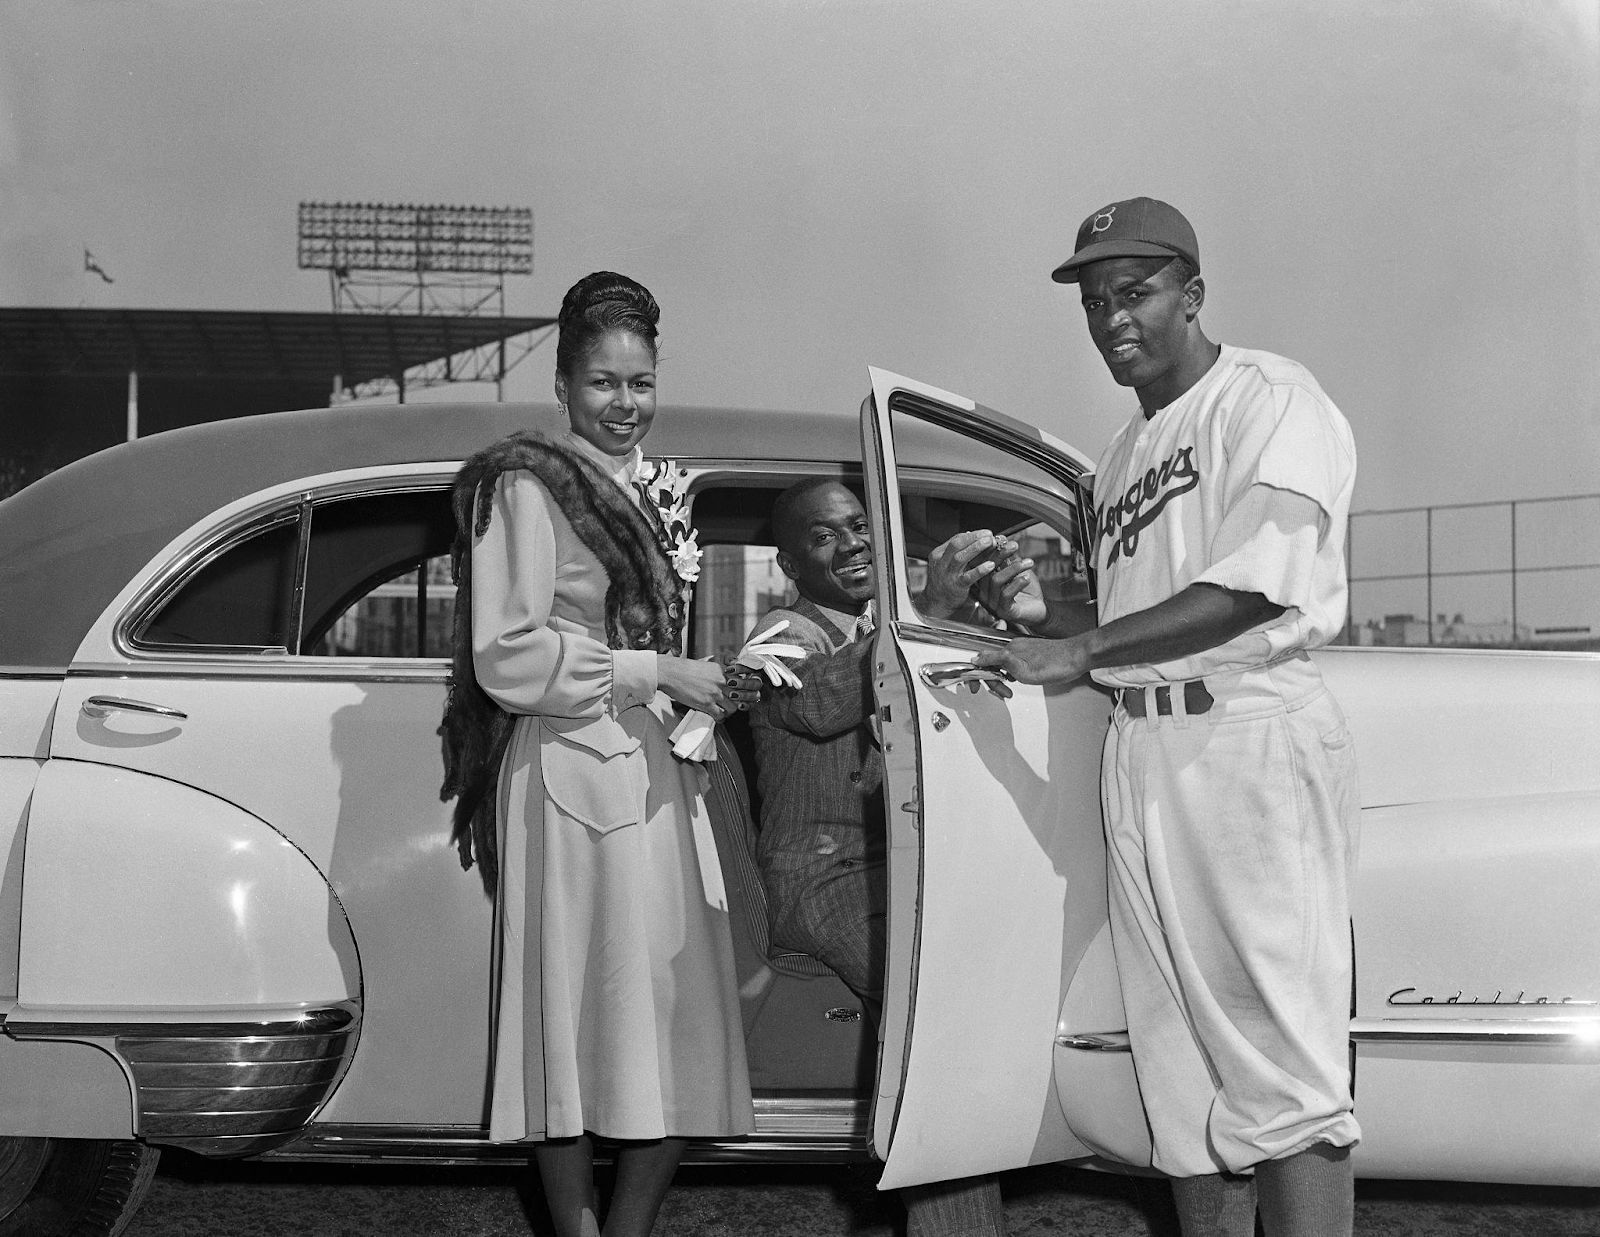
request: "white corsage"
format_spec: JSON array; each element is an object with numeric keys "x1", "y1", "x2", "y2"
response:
[
  {"x1": 669, "y1": 621, "x2": 809, "y2": 761},
  {"x1": 671, "y1": 530, "x2": 702, "y2": 583},
  {"x1": 637, "y1": 458, "x2": 702, "y2": 590}
]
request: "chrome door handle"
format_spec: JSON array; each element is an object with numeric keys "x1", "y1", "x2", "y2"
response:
[
  {"x1": 82, "y1": 696, "x2": 189, "y2": 721},
  {"x1": 918, "y1": 661, "x2": 1013, "y2": 698},
  {"x1": 1056, "y1": 1031, "x2": 1132, "y2": 1053}
]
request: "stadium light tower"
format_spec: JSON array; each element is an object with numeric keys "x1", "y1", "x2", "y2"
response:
[{"x1": 298, "y1": 201, "x2": 547, "y2": 400}]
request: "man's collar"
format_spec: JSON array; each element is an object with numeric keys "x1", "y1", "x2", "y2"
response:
[{"x1": 794, "y1": 595, "x2": 873, "y2": 645}]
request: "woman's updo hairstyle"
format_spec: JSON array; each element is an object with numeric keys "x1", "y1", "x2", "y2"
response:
[{"x1": 555, "y1": 271, "x2": 660, "y2": 379}]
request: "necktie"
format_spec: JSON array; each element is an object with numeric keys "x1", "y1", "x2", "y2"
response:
[{"x1": 854, "y1": 601, "x2": 876, "y2": 642}]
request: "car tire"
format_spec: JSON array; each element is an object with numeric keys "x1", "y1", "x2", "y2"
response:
[{"x1": 0, "y1": 1136, "x2": 160, "y2": 1237}]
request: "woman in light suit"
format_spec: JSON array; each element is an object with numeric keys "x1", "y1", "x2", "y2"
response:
[{"x1": 442, "y1": 272, "x2": 753, "y2": 1237}]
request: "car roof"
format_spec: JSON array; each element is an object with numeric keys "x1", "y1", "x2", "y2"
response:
[{"x1": 0, "y1": 398, "x2": 1078, "y2": 668}]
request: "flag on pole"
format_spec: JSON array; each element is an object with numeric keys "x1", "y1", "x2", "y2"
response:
[{"x1": 84, "y1": 250, "x2": 114, "y2": 284}]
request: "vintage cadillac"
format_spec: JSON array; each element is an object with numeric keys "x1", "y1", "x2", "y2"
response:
[{"x1": 0, "y1": 370, "x2": 1597, "y2": 1234}]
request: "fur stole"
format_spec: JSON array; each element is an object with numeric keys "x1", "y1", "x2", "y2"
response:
[{"x1": 438, "y1": 431, "x2": 684, "y2": 895}]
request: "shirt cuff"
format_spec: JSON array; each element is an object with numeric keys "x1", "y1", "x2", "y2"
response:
[{"x1": 610, "y1": 649, "x2": 659, "y2": 712}]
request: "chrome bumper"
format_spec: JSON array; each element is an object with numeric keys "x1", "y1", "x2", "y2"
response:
[{"x1": 5, "y1": 1002, "x2": 360, "y2": 1157}]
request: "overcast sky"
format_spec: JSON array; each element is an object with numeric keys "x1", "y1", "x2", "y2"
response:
[{"x1": 3, "y1": 0, "x2": 1597, "y2": 521}]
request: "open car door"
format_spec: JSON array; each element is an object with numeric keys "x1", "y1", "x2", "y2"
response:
[{"x1": 859, "y1": 369, "x2": 1134, "y2": 1188}]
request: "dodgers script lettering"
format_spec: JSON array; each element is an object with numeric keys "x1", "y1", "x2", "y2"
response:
[{"x1": 1096, "y1": 446, "x2": 1199, "y2": 567}]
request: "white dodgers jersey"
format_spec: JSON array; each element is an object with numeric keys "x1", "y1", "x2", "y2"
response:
[{"x1": 1089, "y1": 345, "x2": 1357, "y2": 689}]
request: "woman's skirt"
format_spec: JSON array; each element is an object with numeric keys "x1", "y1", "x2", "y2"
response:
[{"x1": 487, "y1": 699, "x2": 754, "y2": 1142}]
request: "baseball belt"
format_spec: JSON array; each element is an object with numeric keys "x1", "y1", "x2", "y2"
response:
[{"x1": 1116, "y1": 680, "x2": 1215, "y2": 719}]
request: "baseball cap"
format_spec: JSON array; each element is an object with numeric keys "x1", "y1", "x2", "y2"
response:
[{"x1": 1050, "y1": 197, "x2": 1199, "y2": 284}]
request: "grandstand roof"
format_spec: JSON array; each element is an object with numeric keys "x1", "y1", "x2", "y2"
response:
[{"x1": 0, "y1": 307, "x2": 554, "y2": 386}]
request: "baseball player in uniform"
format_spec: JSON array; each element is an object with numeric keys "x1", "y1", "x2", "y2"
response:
[{"x1": 976, "y1": 198, "x2": 1361, "y2": 1237}]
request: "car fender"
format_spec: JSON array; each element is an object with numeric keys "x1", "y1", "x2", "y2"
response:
[
  {"x1": 0, "y1": 1036, "x2": 135, "y2": 1139},
  {"x1": 19, "y1": 760, "x2": 359, "y2": 1009}
]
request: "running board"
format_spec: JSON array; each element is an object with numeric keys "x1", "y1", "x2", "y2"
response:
[{"x1": 263, "y1": 1096, "x2": 871, "y2": 1166}]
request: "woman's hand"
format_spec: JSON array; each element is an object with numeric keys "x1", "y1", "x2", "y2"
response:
[
  {"x1": 721, "y1": 666, "x2": 762, "y2": 712},
  {"x1": 657, "y1": 656, "x2": 742, "y2": 716}
]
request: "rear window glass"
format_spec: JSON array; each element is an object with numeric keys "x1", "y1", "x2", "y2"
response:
[
  {"x1": 134, "y1": 518, "x2": 299, "y2": 652},
  {"x1": 132, "y1": 488, "x2": 455, "y2": 657}
]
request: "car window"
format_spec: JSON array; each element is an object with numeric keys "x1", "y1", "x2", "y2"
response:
[
  {"x1": 898, "y1": 492, "x2": 1089, "y2": 632},
  {"x1": 685, "y1": 480, "x2": 798, "y2": 662},
  {"x1": 133, "y1": 466, "x2": 1084, "y2": 663},
  {"x1": 887, "y1": 395, "x2": 1089, "y2": 633},
  {"x1": 133, "y1": 515, "x2": 301, "y2": 653},
  {"x1": 132, "y1": 487, "x2": 456, "y2": 658},
  {"x1": 298, "y1": 491, "x2": 456, "y2": 657},
  {"x1": 307, "y1": 554, "x2": 455, "y2": 658},
  {"x1": 684, "y1": 471, "x2": 1087, "y2": 660}
]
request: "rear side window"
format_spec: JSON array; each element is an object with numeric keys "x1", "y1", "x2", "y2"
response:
[
  {"x1": 308, "y1": 555, "x2": 455, "y2": 658},
  {"x1": 298, "y1": 492, "x2": 455, "y2": 657},
  {"x1": 134, "y1": 517, "x2": 300, "y2": 652},
  {"x1": 131, "y1": 487, "x2": 456, "y2": 658}
]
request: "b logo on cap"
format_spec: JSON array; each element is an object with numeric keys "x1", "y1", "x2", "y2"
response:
[{"x1": 1091, "y1": 207, "x2": 1117, "y2": 234}]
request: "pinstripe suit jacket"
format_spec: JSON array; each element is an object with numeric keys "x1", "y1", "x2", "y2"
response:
[{"x1": 747, "y1": 597, "x2": 884, "y2": 898}]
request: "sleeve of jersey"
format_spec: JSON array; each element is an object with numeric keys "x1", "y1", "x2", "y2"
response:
[
  {"x1": 1191, "y1": 487, "x2": 1325, "y2": 612},
  {"x1": 1190, "y1": 381, "x2": 1355, "y2": 611},
  {"x1": 1231, "y1": 378, "x2": 1355, "y2": 520}
]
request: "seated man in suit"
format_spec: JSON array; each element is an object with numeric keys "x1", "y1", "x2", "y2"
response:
[{"x1": 746, "y1": 477, "x2": 1020, "y2": 1237}]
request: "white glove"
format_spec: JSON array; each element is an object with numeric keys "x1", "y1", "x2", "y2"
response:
[
  {"x1": 669, "y1": 621, "x2": 810, "y2": 760},
  {"x1": 733, "y1": 619, "x2": 806, "y2": 689}
]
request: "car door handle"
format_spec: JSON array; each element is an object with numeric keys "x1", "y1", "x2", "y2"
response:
[
  {"x1": 1056, "y1": 1031, "x2": 1132, "y2": 1053},
  {"x1": 918, "y1": 661, "x2": 1014, "y2": 698},
  {"x1": 82, "y1": 695, "x2": 189, "y2": 721}
]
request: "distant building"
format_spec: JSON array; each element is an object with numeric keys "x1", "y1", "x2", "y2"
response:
[
  {"x1": 1369, "y1": 612, "x2": 1535, "y2": 648},
  {"x1": 695, "y1": 545, "x2": 793, "y2": 661}
]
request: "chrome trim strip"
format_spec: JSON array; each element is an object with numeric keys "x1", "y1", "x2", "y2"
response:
[
  {"x1": 66, "y1": 662, "x2": 449, "y2": 683},
  {"x1": 130, "y1": 1058, "x2": 345, "y2": 1089},
  {"x1": 5, "y1": 1005, "x2": 357, "y2": 1039},
  {"x1": 885, "y1": 390, "x2": 1089, "y2": 485},
  {"x1": 287, "y1": 496, "x2": 314, "y2": 654},
  {"x1": 1350, "y1": 1017, "x2": 1600, "y2": 1046},
  {"x1": 1059, "y1": 1020, "x2": 1600, "y2": 1051},
  {"x1": 121, "y1": 1038, "x2": 351, "y2": 1063},
  {"x1": 891, "y1": 622, "x2": 1006, "y2": 652},
  {"x1": 139, "y1": 1078, "x2": 337, "y2": 1090},
  {"x1": 1057, "y1": 1031, "x2": 1133, "y2": 1053},
  {"x1": 266, "y1": 1135, "x2": 870, "y2": 1167}
]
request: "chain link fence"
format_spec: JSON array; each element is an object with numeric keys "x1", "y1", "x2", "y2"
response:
[{"x1": 1343, "y1": 493, "x2": 1600, "y2": 650}]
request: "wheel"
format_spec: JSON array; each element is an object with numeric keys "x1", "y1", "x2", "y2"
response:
[{"x1": 0, "y1": 1137, "x2": 160, "y2": 1237}]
